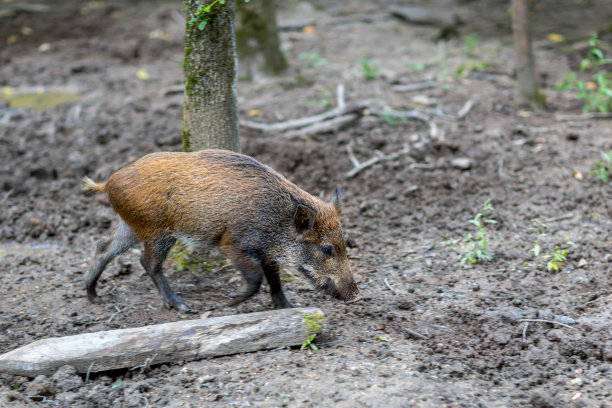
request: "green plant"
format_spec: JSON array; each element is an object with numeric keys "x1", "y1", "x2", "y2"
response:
[
  {"x1": 527, "y1": 219, "x2": 573, "y2": 272},
  {"x1": 456, "y1": 60, "x2": 491, "y2": 77},
  {"x1": 460, "y1": 199, "x2": 496, "y2": 267},
  {"x1": 462, "y1": 33, "x2": 480, "y2": 55},
  {"x1": 380, "y1": 109, "x2": 405, "y2": 126},
  {"x1": 299, "y1": 52, "x2": 327, "y2": 68},
  {"x1": 592, "y1": 150, "x2": 612, "y2": 183},
  {"x1": 301, "y1": 312, "x2": 326, "y2": 351},
  {"x1": 546, "y1": 246, "x2": 569, "y2": 272},
  {"x1": 304, "y1": 87, "x2": 332, "y2": 109},
  {"x1": 188, "y1": 0, "x2": 250, "y2": 31},
  {"x1": 405, "y1": 62, "x2": 425, "y2": 73},
  {"x1": 357, "y1": 58, "x2": 379, "y2": 80},
  {"x1": 529, "y1": 218, "x2": 548, "y2": 259},
  {"x1": 168, "y1": 241, "x2": 220, "y2": 274},
  {"x1": 557, "y1": 34, "x2": 612, "y2": 112},
  {"x1": 111, "y1": 381, "x2": 124, "y2": 389}
]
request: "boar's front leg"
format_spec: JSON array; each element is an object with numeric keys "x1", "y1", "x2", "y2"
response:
[
  {"x1": 262, "y1": 259, "x2": 293, "y2": 309},
  {"x1": 140, "y1": 236, "x2": 189, "y2": 312}
]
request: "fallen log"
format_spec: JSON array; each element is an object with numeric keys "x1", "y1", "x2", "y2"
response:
[{"x1": 0, "y1": 307, "x2": 324, "y2": 377}]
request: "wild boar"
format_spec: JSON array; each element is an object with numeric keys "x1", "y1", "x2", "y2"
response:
[{"x1": 83, "y1": 149, "x2": 358, "y2": 311}]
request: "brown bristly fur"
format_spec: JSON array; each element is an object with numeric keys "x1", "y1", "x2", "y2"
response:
[{"x1": 84, "y1": 149, "x2": 358, "y2": 311}]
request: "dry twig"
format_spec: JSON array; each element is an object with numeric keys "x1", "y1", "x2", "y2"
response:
[
  {"x1": 555, "y1": 112, "x2": 612, "y2": 121},
  {"x1": 392, "y1": 81, "x2": 437, "y2": 92},
  {"x1": 520, "y1": 318, "x2": 577, "y2": 330},
  {"x1": 130, "y1": 352, "x2": 159, "y2": 373},
  {"x1": 108, "y1": 305, "x2": 122, "y2": 323},
  {"x1": 405, "y1": 327, "x2": 428, "y2": 340},
  {"x1": 241, "y1": 84, "x2": 430, "y2": 137},
  {"x1": 457, "y1": 99, "x2": 475, "y2": 119},
  {"x1": 383, "y1": 278, "x2": 397, "y2": 294}
]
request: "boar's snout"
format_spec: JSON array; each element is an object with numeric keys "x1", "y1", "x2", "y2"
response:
[{"x1": 324, "y1": 275, "x2": 359, "y2": 302}]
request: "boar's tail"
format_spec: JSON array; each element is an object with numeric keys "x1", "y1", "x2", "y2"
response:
[{"x1": 82, "y1": 176, "x2": 106, "y2": 193}]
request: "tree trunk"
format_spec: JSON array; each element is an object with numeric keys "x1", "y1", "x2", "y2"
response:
[
  {"x1": 183, "y1": 0, "x2": 240, "y2": 152},
  {"x1": 236, "y1": 0, "x2": 288, "y2": 80},
  {"x1": 0, "y1": 307, "x2": 324, "y2": 377},
  {"x1": 511, "y1": 0, "x2": 544, "y2": 108}
]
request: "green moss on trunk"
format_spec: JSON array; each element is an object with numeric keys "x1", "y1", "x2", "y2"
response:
[{"x1": 182, "y1": 0, "x2": 240, "y2": 152}]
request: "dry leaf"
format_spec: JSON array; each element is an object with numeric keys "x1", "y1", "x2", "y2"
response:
[
  {"x1": 248, "y1": 109, "x2": 261, "y2": 117},
  {"x1": 573, "y1": 169, "x2": 583, "y2": 180},
  {"x1": 302, "y1": 25, "x2": 315, "y2": 34},
  {"x1": 547, "y1": 33, "x2": 565, "y2": 43},
  {"x1": 137, "y1": 68, "x2": 150, "y2": 80}
]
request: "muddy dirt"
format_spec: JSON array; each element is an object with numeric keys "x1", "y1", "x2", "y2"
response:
[{"x1": 1, "y1": 0, "x2": 612, "y2": 407}]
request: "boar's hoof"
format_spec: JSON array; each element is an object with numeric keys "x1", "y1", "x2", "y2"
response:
[
  {"x1": 226, "y1": 292, "x2": 257, "y2": 307},
  {"x1": 161, "y1": 295, "x2": 190, "y2": 312},
  {"x1": 272, "y1": 295, "x2": 294, "y2": 309},
  {"x1": 86, "y1": 290, "x2": 103, "y2": 304}
]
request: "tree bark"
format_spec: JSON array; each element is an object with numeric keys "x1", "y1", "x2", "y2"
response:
[
  {"x1": 236, "y1": 0, "x2": 288, "y2": 80},
  {"x1": 183, "y1": 0, "x2": 240, "y2": 152},
  {"x1": 0, "y1": 307, "x2": 324, "y2": 377},
  {"x1": 511, "y1": 0, "x2": 544, "y2": 108}
]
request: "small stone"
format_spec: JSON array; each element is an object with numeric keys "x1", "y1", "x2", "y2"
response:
[
  {"x1": 553, "y1": 315, "x2": 575, "y2": 325},
  {"x1": 0, "y1": 391, "x2": 27, "y2": 406},
  {"x1": 493, "y1": 331, "x2": 511, "y2": 345},
  {"x1": 451, "y1": 157, "x2": 472, "y2": 170},
  {"x1": 154, "y1": 133, "x2": 182, "y2": 146},
  {"x1": 569, "y1": 377, "x2": 583, "y2": 386},
  {"x1": 52, "y1": 365, "x2": 83, "y2": 392},
  {"x1": 25, "y1": 375, "x2": 55, "y2": 397},
  {"x1": 529, "y1": 390, "x2": 557, "y2": 408},
  {"x1": 26, "y1": 217, "x2": 46, "y2": 238},
  {"x1": 546, "y1": 329, "x2": 564, "y2": 342}
]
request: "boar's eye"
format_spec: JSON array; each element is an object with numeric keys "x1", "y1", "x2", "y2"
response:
[{"x1": 321, "y1": 245, "x2": 335, "y2": 257}]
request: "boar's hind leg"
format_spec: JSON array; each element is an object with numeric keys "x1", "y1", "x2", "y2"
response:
[
  {"x1": 85, "y1": 218, "x2": 139, "y2": 303},
  {"x1": 140, "y1": 236, "x2": 189, "y2": 312},
  {"x1": 224, "y1": 251, "x2": 263, "y2": 307},
  {"x1": 262, "y1": 260, "x2": 293, "y2": 309}
]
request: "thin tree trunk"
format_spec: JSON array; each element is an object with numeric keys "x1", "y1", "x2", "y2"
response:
[
  {"x1": 183, "y1": 0, "x2": 240, "y2": 152},
  {"x1": 236, "y1": 0, "x2": 288, "y2": 80},
  {"x1": 511, "y1": 0, "x2": 544, "y2": 108}
]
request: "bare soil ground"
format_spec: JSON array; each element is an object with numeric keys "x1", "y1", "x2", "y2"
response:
[{"x1": 1, "y1": 0, "x2": 612, "y2": 407}]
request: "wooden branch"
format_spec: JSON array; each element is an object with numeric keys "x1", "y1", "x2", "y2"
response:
[
  {"x1": 0, "y1": 307, "x2": 324, "y2": 377},
  {"x1": 284, "y1": 114, "x2": 359, "y2": 138},
  {"x1": 366, "y1": 102, "x2": 430, "y2": 122},
  {"x1": 345, "y1": 141, "x2": 411, "y2": 178},
  {"x1": 391, "y1": 81, "x2": 437, "y2": 92},
  {"x1": 555, "y1": 112, "x2": 612, "y2": 121},
  {"x1": 456, "y1": 99, "x2": 475, "y2": 119},
  {"x1": 241, "y1": 84, "x2": 429, "y2": 136}
]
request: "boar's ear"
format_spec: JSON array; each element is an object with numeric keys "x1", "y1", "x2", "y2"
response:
[
  {"x1": 294, "y1": 204, "x2": 316, "y2": 235},
  {"x1": 329, "y1": 187, "x2": 343, "y2": 214}
]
